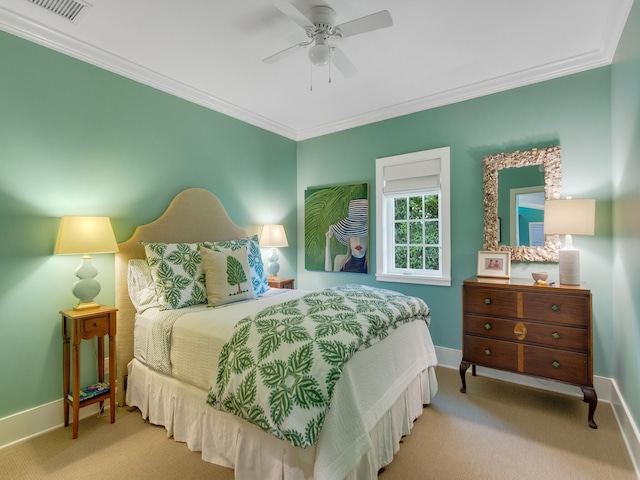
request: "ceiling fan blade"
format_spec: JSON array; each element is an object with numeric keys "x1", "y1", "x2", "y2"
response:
[
  {"x1": 336, "y1": 10, "x2": 393, "y2": 38},
  {"x1": 263, "y1": 42, "x2": 307, "y2": 64},
  {"x1": 331, "y1": 47, "x2": 358, "y2": 78},
  {"x1": 273, "y1": 0, "x2": 313, "y2": 29}
]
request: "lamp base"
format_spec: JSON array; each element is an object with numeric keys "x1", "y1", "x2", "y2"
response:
[
  {"x1": 73, "y1": 301, "x2": 101, "y2": 311},
  {"x1": 559, "y1": 248, "x2": 580, "y2": 285},
  {"x1": 268, "y1": 248, "x2": 281, "y2": 278}
]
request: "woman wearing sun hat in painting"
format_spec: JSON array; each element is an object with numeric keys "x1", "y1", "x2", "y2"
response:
[{"x1": 325, "y1": 199, "x2": 369, "y2": 273}]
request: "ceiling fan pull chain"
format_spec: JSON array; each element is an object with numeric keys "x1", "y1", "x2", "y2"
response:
[
  {"x1": 310, "y1": 62, "x2": 313, "y2": 91},
  {"x1": 328, "y1": 55, "x2": 332, "y2": 84}
]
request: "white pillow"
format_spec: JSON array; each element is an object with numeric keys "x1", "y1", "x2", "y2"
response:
[
  {"x1": 200, "y1": 245, "x2": 257, "y2": 307},
  {"x1": 127, "y1": 259, "x2": 161, "y2": 313},
  {"x1": 201, "y1": 234, "x2": 269, "y2": 295}
]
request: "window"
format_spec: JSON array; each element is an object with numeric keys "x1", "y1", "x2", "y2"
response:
[{"x1": 375, "y1": 147, "x2": 451, "y2": 286}]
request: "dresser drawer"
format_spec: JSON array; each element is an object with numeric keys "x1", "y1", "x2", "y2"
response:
[
  {"x1": 463, "y1": 335, "x2": 518, "y2": 372},
  {"x1": 523, "y1": 345, "x2": 588, "y2": 385},
  {"x1": 464, "y1": 314, "x2": 588, "y2": 351},
  {"x1": 521, "y1": 292, "x2": 589, "y2": 326},
  {"x1": 463, "y1": 286, "x2": 518, "y2": 317},
  {"x1": 81, "y1": 315, "x2": 109, "y2": 338}
]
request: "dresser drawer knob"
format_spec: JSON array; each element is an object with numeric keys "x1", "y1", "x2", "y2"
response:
[
  {"x1": 93, "y1": 322, "x2": 99, "y2": 327},
  {"x1": 552, "y1": 360, "x2": 560, "y2": 369},
  {"x1": 552, "y1": 332, "x2": 560, "y2": 340},
  {"x1": 484, "y1": 323, "x2": 492, "y2": 330},
  {"x1": 551, "y1": 304, "x2": 559, "y2": 312},
  {"x1": 484, "y1": 348, "x2": 492, "y2": 356},
  {"x1": 484, "y1": 298, "x2": 491, "y2": 305}
]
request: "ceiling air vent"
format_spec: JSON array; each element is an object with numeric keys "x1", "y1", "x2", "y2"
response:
[{"x1": 25, "y1": 0, "x2": 91, "y2": 23}]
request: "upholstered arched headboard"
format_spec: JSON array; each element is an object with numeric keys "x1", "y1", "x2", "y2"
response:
[{"x1": 114, "y1": 188, "x2": 247, "y2": 406}]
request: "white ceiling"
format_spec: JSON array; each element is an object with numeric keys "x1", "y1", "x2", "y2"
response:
[{"x1": 0, "y1": 0, "x2": 633, "y2": 140}]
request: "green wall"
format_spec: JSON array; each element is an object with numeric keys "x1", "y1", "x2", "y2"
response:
[
  {"x1": 2, "y1": 8, "x2": 638, "y2": 434},
  {"x1": 0, "y1": 30, "x2": 297, "y2": 419},
  {"x1": 296, "y1": 68, "x2": 614, "y2": 381},
  {"x1": 611, "y1": 0, "x2": 640, "y2": 432}
]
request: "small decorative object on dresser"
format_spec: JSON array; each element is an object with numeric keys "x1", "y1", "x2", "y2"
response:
[
  {"x1": 268, "y1": 277, "x2": 295, "y2": 289},
  {"x1": 61, "y1": 305, "x2": 117, "y2": 438},
  {"x1": 459, "y1": 276, "x2": 597, "y2": 428},
  {"x1": 477, "y1": 250, "x2": 511, "y2": 279}
]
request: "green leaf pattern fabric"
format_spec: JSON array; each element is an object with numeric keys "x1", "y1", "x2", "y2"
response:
[
  {"x1": 207, "y1": 284, "x2": 430, "y2": 448},
  {"x1": 143, "y1": 242, "x2": 207, "y2": 310}
]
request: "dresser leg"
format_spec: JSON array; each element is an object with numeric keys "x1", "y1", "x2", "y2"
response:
[
  {"x1": 581, "y1": 387, "x2": 598, "y2": 429},
  {"x1": 459, "y1": 361, "x2": 471, "y2": 393}
]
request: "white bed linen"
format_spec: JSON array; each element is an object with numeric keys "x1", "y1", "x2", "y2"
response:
[
  {"x1": 135, "y1": 289, "x2": 295, "y2": 390},
  {"x1": 128, "y1": 289, "x2": 439, "y2": 479}
]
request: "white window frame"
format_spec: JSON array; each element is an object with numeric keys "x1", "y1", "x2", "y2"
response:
[{"x1": 375, "y1": 147, "x2": 451, "y2": 286}]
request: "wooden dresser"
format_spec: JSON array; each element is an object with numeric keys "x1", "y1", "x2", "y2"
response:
[{"x1": 460, "y1": 276, "x2": 597, "y2": 428}]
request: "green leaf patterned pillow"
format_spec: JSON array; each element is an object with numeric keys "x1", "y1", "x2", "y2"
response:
[
  {"x1": 200, "y1": 245, "x2": 257, "y2": 307},
  {"x1": 201, "y1": 235, "x2": 268, "y2": 295},
  {"x1": 142, "y1": 242, "x2": 206, "y2": 310}
]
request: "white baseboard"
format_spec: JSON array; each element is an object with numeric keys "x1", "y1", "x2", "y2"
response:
[
  {"x1": 0, "y1": 399, "x2": 104, "y2": 450},
  {"x1": 435, "y1": 345, "x2": 640, "y2": 479}
]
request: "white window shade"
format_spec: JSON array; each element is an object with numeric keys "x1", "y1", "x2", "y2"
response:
[{"x1": 383, "y1": 159, "x2": 441, "y2": 194}]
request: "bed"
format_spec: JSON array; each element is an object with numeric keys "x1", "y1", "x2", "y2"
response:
[{"x1": 114, "y1": 188, "x2": 439, "y2": 480}]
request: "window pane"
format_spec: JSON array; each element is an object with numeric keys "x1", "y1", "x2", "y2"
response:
[
  {"x1": 425, "y1": 247, "x2": 440, "y2": 270},
  {"x1": 409, "y1": 246, "x2": 423, "y2": 269},
  {"x1": 408, "y1": 196, "x2": 423, "y2": 220},
  {"x1": 394, "y1": 198, "x2": 407, "y2": 220},
  {"x1": 409, "y1": 221, "x2": 422, "y2": 244},
  {"x1": 425, "y1": 220, "x2": 439, "y2": 244},
  {"x1": 394, "y1": 246, "x2": 407, "y2": 268},
  {"x1": 395, "y1": 221, "x2": 407, "y2": 244},
  {"x1": 424, "y1": 195, "x2": 439, "y2": 219}
]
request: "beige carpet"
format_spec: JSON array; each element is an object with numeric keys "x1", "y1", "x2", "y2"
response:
[{"x1": 0, "y1": 367, "x2": 636, "y2": 479}]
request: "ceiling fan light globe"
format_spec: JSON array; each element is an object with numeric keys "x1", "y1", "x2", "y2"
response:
[{"x1": 309, "y1": 44, "x2": 332, "y2": 66}]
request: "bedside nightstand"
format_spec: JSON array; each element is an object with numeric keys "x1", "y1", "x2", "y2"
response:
[
  {"x1": 268, "y1": 277, "x2": 295, "y2": 289},
  {"x1": 61, "y1": 305, "x2": 117, "y2": 438}
]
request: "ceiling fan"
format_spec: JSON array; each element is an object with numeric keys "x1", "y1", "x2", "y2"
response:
[{"x1": 263, "y1": 0, "x2": 393, "y2": 79}]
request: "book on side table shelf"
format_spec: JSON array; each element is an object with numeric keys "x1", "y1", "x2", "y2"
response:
[{"x1": 67, "y1": 382, "x2": 110, "y2": 402}]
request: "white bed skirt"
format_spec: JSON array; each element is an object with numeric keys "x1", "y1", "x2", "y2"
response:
[{"x1": 126, "y1": 359, "x2": 436, "y2": 480}]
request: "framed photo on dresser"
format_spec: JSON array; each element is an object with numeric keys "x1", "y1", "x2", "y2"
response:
[{"x1": 477, "y1": 250, "x2": 511, "y2": 278}]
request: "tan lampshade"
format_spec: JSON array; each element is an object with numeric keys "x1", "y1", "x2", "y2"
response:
[
  {"x1": 544, "y1": 199, "x2": 595, "y2": 236},
  {"x1": 54, "y1": 216, "x2": 119, "y2": 255},
  {"x1": 259, "y1": 224, "x2": 289, "y2": 248}
]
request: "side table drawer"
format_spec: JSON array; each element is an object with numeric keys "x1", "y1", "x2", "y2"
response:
[
  {"x1": 524, "y1": 345, "x2": 588, "y2": 385},
  {"x1": 81, "y1": 315, "x2": 109, "y2": 338},
  {"x1": 463, "y1": 335, "x2": 518, "y2": 372}
]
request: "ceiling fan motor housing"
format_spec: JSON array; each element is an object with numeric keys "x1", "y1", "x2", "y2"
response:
[{"x1": 306, "y1": 5, "x2": 337, "y2": 35}]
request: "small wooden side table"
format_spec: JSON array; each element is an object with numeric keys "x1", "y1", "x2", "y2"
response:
[
  {"x1": 61, "y1": 305, "x2": 117, "y2": 438},
  {"x1": 268, "y1": 277, "x2": 295, "y2": 289}
]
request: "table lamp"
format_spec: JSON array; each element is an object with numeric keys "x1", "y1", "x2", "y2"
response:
[
  {"x1": 259, "y1": 224, "x2": 288, "y2": 279},
  {"x1": 54, "y1": 216, "x2": 119, "y2": 309},
  {"x1": 543, "y1": 198, "x2": 595, "y2": 285}
]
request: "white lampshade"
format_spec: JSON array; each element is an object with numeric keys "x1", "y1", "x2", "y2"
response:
[
  {"x1": 55, "y1": 216, "x2": 119, "y2": 310},
  {"x1": 259, "y1": 224, "x2": 289, "y2": 248},
  {"x1": 259, "y1": 224, "x2": 288, "y2": 279},
  {"x1": 544, "y1": 198, "x2": 595, "y2": 285},
  {"x1": 55, "y1": 216, "x2": 119, "y2": 255},
  {"x1": 543, "y1": 199, "x2": 596, "y2": 236}
]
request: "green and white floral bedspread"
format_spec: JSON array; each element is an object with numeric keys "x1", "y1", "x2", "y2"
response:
[{"x1": 206, "y1": 284, "x2": 430, "y2": 448}]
